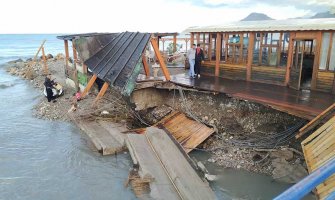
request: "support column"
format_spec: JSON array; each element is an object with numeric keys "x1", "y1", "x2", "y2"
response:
[
  {"x1": 151, "y1": 38, "x2": 171, "y2": 81},
  {"x1": 173, "y1": 35, "x2": 177, "y2": 53},
  {"x1": 285, "y1": 32, "x2": 295, "y2": 85},
  {"x1": 215, "y1": 33, "x2": 222, "y2": 77},
  {"x1": 142, "y1": 54, "x2": 150, "y2": 76},
  {"x1": 247, "y1": 32, "x2": 255, "y2": 81},
  {"x1": 81, "y1": 74, "x2": 97, "y2": 98},
  {"x1": 93, "y1": 82, "x2": 109, "y2": 105},
  {"x1": 72, "y1": 40, "x2": 79, "y2": 89},
  {"x1": 196, "y1": 33, "x2": 200, "y2": 44},
  {"x1": 190, "y1": 33, "x2": 194, "y2": 46}
]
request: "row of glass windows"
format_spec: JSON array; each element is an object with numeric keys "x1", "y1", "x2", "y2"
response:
[{"x1": 195, "y1": 32, "x2": 335, "y2": 71}]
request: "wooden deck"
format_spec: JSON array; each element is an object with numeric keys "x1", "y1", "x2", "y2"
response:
[{"x1": 170, "y1": 74, "x2": 335, "y2": 120}]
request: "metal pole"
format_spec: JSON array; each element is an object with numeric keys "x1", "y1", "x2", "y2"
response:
[{"x1": 274, "y1": 157, "x2": 335, "y2": 200}]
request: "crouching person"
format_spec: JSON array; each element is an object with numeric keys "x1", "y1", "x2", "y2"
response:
[{"x1": 44, "y1": 74, "x2": 56, "y2": 102}]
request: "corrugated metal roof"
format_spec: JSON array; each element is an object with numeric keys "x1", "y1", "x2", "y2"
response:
[
  {"x1": 184, "y1": 18, "x2": 335, "y2": 33},
  {"x1": 56, "y1": 33, "x2": 114, "y2": 40},
  {"x1": 73, "y1": 33, "x2": 118, "y2": 62},
  {"x1": 84, "y1": 32, "x2": 150, "y2": 89}
]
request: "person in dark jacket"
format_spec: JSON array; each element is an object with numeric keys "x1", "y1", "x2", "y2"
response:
[
  {"x1": 44, "y1": 74, "x2": 56, "y2": 102},
  {"x1": 194, "y1": 44, "x2": 204, "y2": 78}
]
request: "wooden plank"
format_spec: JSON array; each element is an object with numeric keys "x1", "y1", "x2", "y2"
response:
[
  {"x1": 145, "y1": 127, "x2": 216, "y2": 200},
  {"x1": 302, "y1": 118, "x2": 335, "y2": 145},
  {"x1": 126, "y1": 134, "x2": 181, "y2": 200},
  {"x1": 151, "y1": 38, "x2": 171, "y2": 81},
  {"x1": 142, "y1": 54, "x2": 150, "y2": 77},
  {"x1": 76, "y1": 120, "x2": 124, "y2": 155},
  {"x1": 93, "y1": 82, "x2": 109, "y2": 105},
  {"x1": 247, "y1": 32, "x2": 255, "y2": 81},
  {"x1": 296, "y1": 103, "x2": 335, "y2": 139},
  {"x1": 81, "y1": 74, "x2": 97, "y2": 98},
  {"x1": 277, "y1": 32, "x2": 283, "y2": 67},
  {"x1": 41, "y1": 46, "x2": 48, "y2": 75},
  {"x1": 215, "y1": 33, "x2": 222, "y2": 76}
]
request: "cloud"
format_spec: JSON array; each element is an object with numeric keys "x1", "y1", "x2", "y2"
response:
[{"x1": 178, "y1": 0, "x2": 334, "y2": 12}]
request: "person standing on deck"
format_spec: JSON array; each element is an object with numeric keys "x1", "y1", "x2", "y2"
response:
[
  {"x1": 187, "y1": 44, "x2": 196, "y2": 78},
  {"x1": 195, "y1": 44, "x2": 204, "y2": 78}
]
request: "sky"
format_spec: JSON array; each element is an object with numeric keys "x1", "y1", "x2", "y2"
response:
[{"x1": 0, "y1": 0, "x2": 334, "y2": 33}]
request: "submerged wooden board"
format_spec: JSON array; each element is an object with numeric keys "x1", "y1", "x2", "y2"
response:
[
  {"x1": 76, "y1": 120, "x2": 126, "y2": 155},
  {"x1": 126, "y1": 127, "x2": 216, "y2": 200},
  {"x1": 302, "y1": 115, "x2": 335, "y2": 199}
]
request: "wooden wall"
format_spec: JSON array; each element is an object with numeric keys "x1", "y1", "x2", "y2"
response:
[
  {"x1": 202, "y1": 62, "x2": 246, "y2": 80},
  {"x1": 316, "y1": 71, "x2": 335, "y2": 92},
  {"x1": 251, "y1": 66, "x2": 286, "y2": 84}
]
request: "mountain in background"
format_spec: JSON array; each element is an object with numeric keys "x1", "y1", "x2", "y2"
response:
[
  {"x1": 240, "y1": 13, "x2": 273, "y2": 21},
  {"x1": 240, "y1": 11, "x2": 335, "y2": 21},
  {"x1": 310, "y1": 11, "x2": 335, "y2": 18}
]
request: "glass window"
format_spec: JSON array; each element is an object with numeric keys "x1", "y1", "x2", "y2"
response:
[
  {"x1": 319, "y1": 32, "x2": 330, "y2": 70},
  {"x1": 252, "y1": 32, "x2": 287, "y2": 67},
  {"x1": 329, "y1": 33, "x2": 335, "y2": 71}
]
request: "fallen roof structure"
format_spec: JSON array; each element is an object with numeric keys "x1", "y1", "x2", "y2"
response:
[{"x1": 84, "y1": 32, "x2": 151, "y2": 90}]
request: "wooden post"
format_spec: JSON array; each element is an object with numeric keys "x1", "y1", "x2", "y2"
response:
[
  {"x1": 142, "y1": 54, "x2": 150, "y2": 76},
  {"x1": 190, "y1": 33, "x2": 194, "y2": 46},
  {"x1": 224, "y1": 34, "x2": 228, "y2": 62},
  {"x1": 64, "y1": 40, "x2": 69, "y2": 68},
  {"x1": 72, "y1": 40, "x2": 79, "y2": 89},
  {"x1": 285, "y1": 32, "x2": 295, "y2": 85},
  {"x1": 196, "y1": 33, "x2": 200, "y2": 44},
  {"x1": 311, "y1": 31, "x2": 322, "y2": 90},
  {"x1": 247, "y1": 32, "x2": 255, "y2": 81},
  {"x1": 81, "y1": 74, "x2": 97, "y2": 98},
  {"x1": 93, "y1": 82, "x2": 109, "y2": 105},
  {"x1": 239, "y1": 32, "x2": 244, "y2": 64},
  {"x1": 215, "y1": 33, "x2": 222, "y2": 77},
  {"x1": 41, "y1": 46, "x2": 48, "y2": 75},
  {"x1": 277, "y1": 32, "x2": 283, "y2": 66},
  {"x1": 173, "y1": 35, "x2": 177, "y2": 53},
  {"x1": 151, "y1": 38, "x2": 171, "y2": 81},
  {"x1": 258, "y1": 33, "x2": 264, "y2": 65},
  {"x1": 208, "y1": 34, "x2": 212, "y2": 61}
]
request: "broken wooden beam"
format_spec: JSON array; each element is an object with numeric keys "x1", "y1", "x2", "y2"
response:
[{"x1": 126, "y1": 127, "x2": 216, "y2": 200}]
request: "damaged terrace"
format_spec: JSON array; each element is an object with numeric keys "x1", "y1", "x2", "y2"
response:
[{"x1": 56, "y1": 18, "x2": 335, "y2": 199}]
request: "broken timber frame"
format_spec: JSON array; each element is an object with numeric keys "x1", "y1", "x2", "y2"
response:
[
  {"x1": 150, "y1": 38, "x2": 171, "y2": 81},
  {"x1": 81, "y1": 74, "x2": 97, "y2": 98},
  {"x1": 92, "y1": 82, "x2": 109, "y2": 105},
  {"x1": 296, "y1": 102, "x2": 335, "y2": 139},
  {"x1": 142, "y1": 54, "x2": 150, "y2": 77}
]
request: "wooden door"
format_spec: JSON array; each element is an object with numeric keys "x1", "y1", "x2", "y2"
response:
[{"x1": 289, "y1": 40, "x2": 304, "y2": 90}]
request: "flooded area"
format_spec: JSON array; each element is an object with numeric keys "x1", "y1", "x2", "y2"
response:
[{"x1": 0, "y1": 67, "x2": 136, "y2": 200}]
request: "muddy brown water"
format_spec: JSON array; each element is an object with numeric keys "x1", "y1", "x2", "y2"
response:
[{"x1": 0, "y1": 66, "x2": 315, "y2": 200}]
